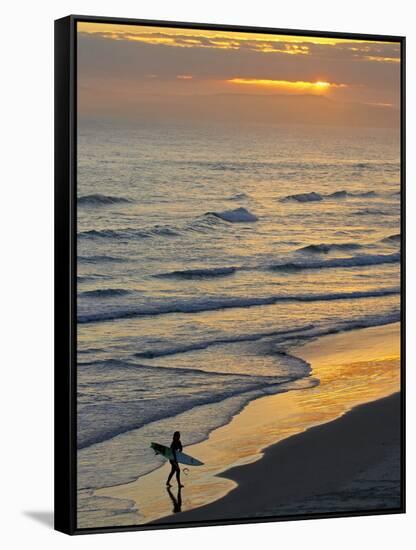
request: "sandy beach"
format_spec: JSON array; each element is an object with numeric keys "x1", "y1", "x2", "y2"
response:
[
  {"x1": 94, "y1": 321, "x2": 401, "y2": 527},
  {"x1": 157, "y1": 393, "x2": 401, "y2": 524}
]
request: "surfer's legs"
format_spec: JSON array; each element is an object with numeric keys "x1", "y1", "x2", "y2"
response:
[
  {"x1": 167, "y1": 460, "x2": 183, "y2": 487},
  {"x1": 176, "y1": 466, "x2": 184, "y2": 487},
  {"x1": 166, "y1": 462, "x2": 176, "y2": 486}
]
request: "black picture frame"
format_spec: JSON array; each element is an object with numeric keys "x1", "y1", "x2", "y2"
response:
[{"x1": 54, "y1": 14, "x2": 406, "y2": 535}]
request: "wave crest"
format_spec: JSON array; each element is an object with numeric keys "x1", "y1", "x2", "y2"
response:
[
  {"x1": 297, "y1": 242, "x2": 363, "y2": 254},
  {"x1": 155, "y1": 266, "x2": 236, "y2": 279},
  {"x1": 382, "y1": 233, "x2": 401, "y2": 243},
  {"x1": 78, "y1": 194, "x2": 131, "y2": 206},
  {"x1": 78, "y1": 225, "x2": 180, "y2": 240},
  {"x1": 78, "y1": 255, "x2": 127, "y2": 264},
  {"x1": 80, "y1": 288, "x2": 131, "y2": 298},
  {"x1": 281, "y1": 189, "x2": 378, "y2": 203},
  {"x1": 353, "y1": 208, "x2": 389, "y2": 216},
  {"x1": 282, "y1": 192, "x2": 323, "y2": 203},
  {"x1": 207, "y1": 207, "x2": 258, "y2": 223},
  {"x1": 269, "y1": 252, "x2": 399, "y2": 271},
  {"x1": 78, "y1": 287, "x2": 399, "y2": 323}
]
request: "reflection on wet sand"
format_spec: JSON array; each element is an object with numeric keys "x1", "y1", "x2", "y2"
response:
[{"x1": 166, "y1": 486, "x2": 182, "y2": 514}]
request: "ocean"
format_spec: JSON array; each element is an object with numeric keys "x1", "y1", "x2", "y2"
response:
[{"x1": 76, "y1": 118, "x2": 400, "y2": 520}]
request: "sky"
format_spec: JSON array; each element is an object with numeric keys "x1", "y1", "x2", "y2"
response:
[{"x1": 77, "y1": 22, "x2": 401, "y2": 127}]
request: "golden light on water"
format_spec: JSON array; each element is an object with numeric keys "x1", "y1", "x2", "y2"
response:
[{"x1": 226, "y1": 78, "x2": 346, "y2": 94}]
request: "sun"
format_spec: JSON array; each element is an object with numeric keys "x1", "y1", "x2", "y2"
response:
[
  {"x1": 226, "y1": 78, "x2": 345, "y2": 94},
  {"x1": 314, "y1": 81, "x2": 331, "y2": 89}
]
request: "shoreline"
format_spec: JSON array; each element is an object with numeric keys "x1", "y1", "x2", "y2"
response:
[
  {"x1": 155, "y1": 392, "x2": 402, "y2": 524},
  {"x1": 92, "y1": 322, "x2": 400, "y2": 527}
]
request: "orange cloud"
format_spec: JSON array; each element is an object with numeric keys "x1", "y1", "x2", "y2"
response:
[
  {"x1": 78, "y1": 22, "x2": 399, "y2": 61},
  {"x1": 364, "y1": 56, "x2": 400, "y2": 63},
  {"x1": 226, "y1": 78, "x2": 347, "y2": 94}
]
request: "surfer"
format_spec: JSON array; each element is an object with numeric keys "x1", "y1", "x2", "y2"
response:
[{"x1": 166, "y1": 431, "x2": 184, "y2": 488}]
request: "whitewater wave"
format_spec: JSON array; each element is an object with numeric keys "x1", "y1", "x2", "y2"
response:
[
  {"x1": 78, "y1": 225, "x2": 180, "y2": 240},
  {"x1": 77, "y1": 206, "x2": 260, "y2": 242},
  {"x1": 77, "y1": 356, "x2": 311, "y2": 449},
  {"x1": 132, "y1": 310, "x2": 401, "y2": 361},
  {"x1": 285, "y1": 309, "x2": 401, "y2": 346},
  {"x1": 133, "y1": 324, "x2": 316, "y2": 359},
  {"x1": 78, "y1": 194, "x2": 131, "y2": 206},
  {"x1": 77, "y1": 308, "x2": 399, "y2": 450},
  {"x1": 268, "y1": 252, "x2": 399, "y2": 271},
  {"x1": 78, "y1": 214, "x2": 234, "y2": 241},
  {"x1": 78, "y1": 287, "x2": 399, "y2": 323}
]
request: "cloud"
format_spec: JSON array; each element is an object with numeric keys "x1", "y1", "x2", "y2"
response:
[
  {"x1": 78, "y1": 34, "x2": 399, "y2": 79},
  {"x1": 78, "y1": 23, "x2": 400, "y2": 63},
  {"x1": 226, "y1": 78, "x2": 347, "y2": 94},
  {"x1": 80, "y1": 30, "x2": 313, "y2": 55},
  {"x1": 76, "y1": 26, "x2": 401, "y2": 119}
]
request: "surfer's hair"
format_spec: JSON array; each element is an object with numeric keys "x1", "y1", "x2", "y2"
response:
[{"x1": 173, "y1": 431, "x2": 180, "y2": 439}]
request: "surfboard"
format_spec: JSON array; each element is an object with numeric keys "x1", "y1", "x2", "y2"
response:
[{"x1": 150, "y1": 442, "x2": 204, "y2": 466}]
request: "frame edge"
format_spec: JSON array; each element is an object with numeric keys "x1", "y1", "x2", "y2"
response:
[
  {"x1": 54, "y1": 15, "x2": 76, "y2": 536},
  {"x1": 58, "y1": 14, "x2": 406, "y2": 535}
]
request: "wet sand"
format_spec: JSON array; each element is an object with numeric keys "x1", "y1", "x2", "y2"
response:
[
  {"x1": 95, "y1": 322, "x2": 401, "y2": 526},
  {"x1": 156, "y1": 392, "x2": 401, "y2": 524}
]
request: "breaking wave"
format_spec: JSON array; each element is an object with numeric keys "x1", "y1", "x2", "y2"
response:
[
  {"x1": 381, "y1": 234, "x2": 401, "y2": 243},
  {"x1": 78, "y1": 194, "x2": 131, "y2": 206},
  {"x1": 78, "y1": 255, "x2": 127, "y2": 264},
  {"x1": 206, "y1": 207, "x2": 258, "y2": 223},
  {"x1": 353, "y1": 208, "x2": 391, "y2": 216},
  {"x1": 78, "y1": 287, "x2": 399, "y2": 323},
  {"x1": 78, "y1": 225, "x2": 180, "y2": 240},
  {"x1": 80, "y1": 288, "x2": 131, "y2": 298},
  {"x1": 296, "y1": 242, "x2": 363, "y2": 254},
  {"x1": 268, "y1": 252, "x2": 399, "y2": 271},
  {"x1": 155, "y1": 266, "x2": 236, "y2": 279}
]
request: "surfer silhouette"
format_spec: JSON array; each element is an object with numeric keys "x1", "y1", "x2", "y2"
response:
[{"x1": 166, "y1": 431, "x2": 184, "y2": 488}]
